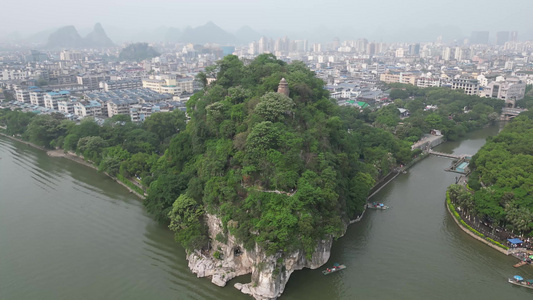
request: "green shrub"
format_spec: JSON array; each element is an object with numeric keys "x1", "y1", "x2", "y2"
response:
[
  {"x1": 486, "y1": 238, "x2": 509, "y2": 250},
  {"x1": 215, "y1": 232, "x2": 228, "y2": 244},
  {"x1": 213, "y1": 250, "x2": 222, "y2": 260}
]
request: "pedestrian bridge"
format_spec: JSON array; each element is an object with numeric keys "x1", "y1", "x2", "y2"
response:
[
  {"x1": 502, "y1": 107, "x2": 527, "y2": 119},
  {"x1": 428, "y1": 150, "x2": 471, "y2": 159}
]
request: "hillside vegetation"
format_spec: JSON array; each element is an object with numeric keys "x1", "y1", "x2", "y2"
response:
[{"x1": 146, "y1": 54, "x2": 412, "y2": 256}]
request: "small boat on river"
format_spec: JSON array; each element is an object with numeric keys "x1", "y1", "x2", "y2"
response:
[
  {"x1": 322, "y1": 263, "x2": 346, "y2": 275},
  {"x1": 508, "y1": 275, "x2": 533, "y2": 289},
  {"x1": 367, "y1": 202, "x2": 389, "y2": 210}
]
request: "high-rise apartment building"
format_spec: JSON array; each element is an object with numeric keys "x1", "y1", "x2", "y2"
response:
[{"x1": 496, "y1": 31, "x2": 510, "y2": 45}]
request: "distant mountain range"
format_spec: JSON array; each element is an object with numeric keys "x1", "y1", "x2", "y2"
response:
[
  {"x1": 160, "y1": 22, "x2": 260, "y2": 45},
  {"x1": 3, "y1": 21, "x2": 531, "y2": 46},
  {"x1": 46, "y1": 23, "x2": 114, "y2": 49},
  {"x1": 44, "y1": 22, "x2": 261, "y2": 46},
  {"x1": 103, "y1": 22, "x2": 262, "y2": 45}
]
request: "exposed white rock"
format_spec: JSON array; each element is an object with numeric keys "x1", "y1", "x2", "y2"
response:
[
  {"x1": 187, "y1": 214, "x2": 254, "y2": 287},
  {"x1": 186, "y1": 213, "x2": 336, "y2": 300}
]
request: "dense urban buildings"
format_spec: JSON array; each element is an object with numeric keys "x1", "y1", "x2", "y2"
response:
[{"x1": 1, "y1": 30, "x2": 532, "y2": 121}]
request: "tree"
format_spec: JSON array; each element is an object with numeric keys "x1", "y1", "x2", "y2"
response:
[
  {"x1": 254, "y1": 92, "x2": 295, "y2": 122},
  {"x1": 424, "y1": 113, "x2": 442, "y2": 130},
  {"x1": 246, "y1": 121, "x2": 280, "y2": 160},
  {"x1": 389, "y1": 89, "x2": 409, "y2": 100},
  {"x1": 122, "y1": 152, "x2": 152, "y2": 177},
  {"x1": 71, "y1": 117, "x2": 100, "y2": 138},
  {"x1": 405, "y1": 98, "x2": 425, "y2": 113},
  {"x1": 123, "y1": 128, "x2": 159, "y2": 154},
  {"x1": 63, "y1": 134, "x2": 80, "y2": 151},
  {"x1": 143, "y1": 110, "x2": 186, "y2": 143},
  {"x1": 195, "y1": 72, "x2": 208, "y2": 90},
  {"x1": 144, "y1": 173, "x2": 189, "y2": 222},
  {"x1": 168, "y1": 194, "x2": 208, "y2": 251},
  {"x1": 505, "y1": 203, "x2": 533, "y2": 235},
  {"x1": 1, "y1": 110, "x2": 34, "y2": 135},
  {"x1": 25, "y1": 114, "x2": 63, "y2": 148},
  {"x1": 77, "y1": 136, "x2": 107, "y2": 163}
]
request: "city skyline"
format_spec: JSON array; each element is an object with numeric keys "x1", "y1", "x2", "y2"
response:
[{"x1": 2, "y1": 0, "x2": 533, "y2": 43}]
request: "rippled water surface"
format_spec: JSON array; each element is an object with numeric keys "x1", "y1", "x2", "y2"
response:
[
  {"x1": 1, "y1": 125, "x2": 532, "y2": 299},
  {"x1": 0, "y1": 137, "x2": 249, "y2": 300}
]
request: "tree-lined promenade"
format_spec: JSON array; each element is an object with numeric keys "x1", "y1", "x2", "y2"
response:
[{"x1": 447, "y1": 113, "x2": 533, "y2": 247}]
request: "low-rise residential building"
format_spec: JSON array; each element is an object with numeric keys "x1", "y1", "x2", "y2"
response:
[
  {"x1": 142, "y1": 77, "x2": 181, "y2": 95},
  {"x1": 107, "y1": 99, "x2": 138, "y2": 117},
  {"x1": 176, "y1": 77, "x2": 195, "y2": 93},
  {"x1": 379, "y1": 72, "x2": 419, "y2": 85},
  {"x1": 16, "y1": 86, "x2": 42, "y2": 103},
  {"x1": 451, "y1": 77, "x2": 480, "y2": 96},
  {"x1": 1, "y1": 69, "x2": 28, "y2": 81},
  {"x1": 480, "y1": 79, "x2": 526, "y2": 101},
  {"x1": 84, "y1": 88, "x2": 173, "y2": 118},
  {"x1": 57, "y1": 98, "x2": 77, "y2": 114},
  {"x1": 130, "y1": 101, "x2": 186, "y2": 122},
  {"x1": 30, "y1": 89, "x2": 45, "y2": 106},
  {"x1": 74, "y1": 100, "x2": 102, "y2": 117},
  {"x1": 44, "y1": 91, "x2": 70, "y2": 110},
  {"x1": 416, "y1": 77, "x2": 442, "y2": 88},
  {"x1": 102, "y1": 79, "x2": 143, "y2": 91},
  {"x1": 15, "y1": 88, "x2": 30, "y2": 103},
  {"x1": 77, "y1": 73, "x2": 108, "y2": 90}
]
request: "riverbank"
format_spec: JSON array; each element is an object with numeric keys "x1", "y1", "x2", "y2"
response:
[
  {"x1": 0, "y1": 132, "x2": 47, "y2": 151},
  {"x1": 48, "y1": 149, "x2": 146, "y2": 199},
  {"x1": 445, "y1": 192, "x2": 509, "y2": 255},
  {"x1": 0, "y1": 132, "x2": 146, "y2": 199}
]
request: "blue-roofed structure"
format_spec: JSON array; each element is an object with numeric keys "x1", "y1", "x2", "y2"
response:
[
  {"x1": 456, "y1": 162, "x2": 469, "y2": 173},
  {"x1": 508, "y1": 238, "x2": 523, "y2": 244}
]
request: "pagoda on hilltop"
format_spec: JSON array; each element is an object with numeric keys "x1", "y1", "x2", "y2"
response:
[{"x1": 277, "y1": 78, "x2": 289, "y2": 97}]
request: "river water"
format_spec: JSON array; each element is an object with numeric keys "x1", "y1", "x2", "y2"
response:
[{"x1": 1, "y1": 125, "x2": 532, "y2": 299}]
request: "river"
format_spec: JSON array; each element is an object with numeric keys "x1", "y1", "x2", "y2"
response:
[{"x1": 1, "y1": 125, "x2": 532, "y2": 299}]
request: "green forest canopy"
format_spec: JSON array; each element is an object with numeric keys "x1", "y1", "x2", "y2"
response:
[
  {"x1": 149, "y1": 54, "x2": 415, "y2": 256},
  {"x1": 458, "y1": 114, "x2": 533, "y2": 236}
]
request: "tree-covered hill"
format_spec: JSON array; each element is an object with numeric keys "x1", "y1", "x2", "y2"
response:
[
  {"x1": 118, "y1": 43, "x2": 160, "y2": 61},
  {"x1": 145, "y1": 54, "x2": 412, "y2": 256}
]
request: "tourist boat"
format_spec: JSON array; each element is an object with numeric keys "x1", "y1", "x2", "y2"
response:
[
  {"x1": 508, "y1": 275, "x2": 533, "y2": 289},
  {"x1": 367, "y1": 202, "x2": 389, "y2": 210},
  {"x1": 322, "y1": 263, "x2": 346, "y2": 275}
]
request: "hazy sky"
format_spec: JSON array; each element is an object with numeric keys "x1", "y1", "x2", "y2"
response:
[{"x1": 3, "y1": 0, "x2": 533, "y2": 41}]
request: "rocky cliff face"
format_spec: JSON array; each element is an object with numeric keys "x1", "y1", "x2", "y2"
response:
[{"x1": 187, "y1": 214, "x2": 334, "y2": 300}]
